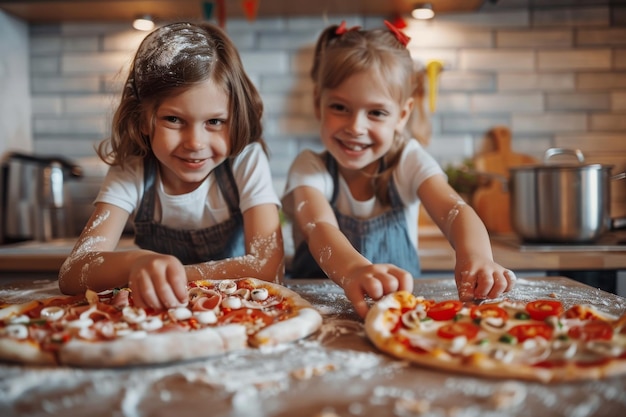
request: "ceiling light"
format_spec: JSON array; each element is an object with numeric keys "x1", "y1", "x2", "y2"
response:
[
  {"x1": 411, "y1": 3, "x2": 435, "y2": 20},
  {"x1": 133, "y1": 15, "x2": 155, "y2": 31}
]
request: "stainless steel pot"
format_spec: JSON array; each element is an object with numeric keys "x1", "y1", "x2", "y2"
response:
[{"x1": 509, "y1": 148, "x2": 624, "y2": 243}]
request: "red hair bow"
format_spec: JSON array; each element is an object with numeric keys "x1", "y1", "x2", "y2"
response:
[
  {"x1": 335, "y1": 20, "x2": 361, "y2": 35},
  {"x1": 384, "y1": 20, "x2": 411, "y2": 47}
]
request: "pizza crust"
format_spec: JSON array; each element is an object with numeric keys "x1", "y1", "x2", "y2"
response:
[
  {"x1": 58, "y1": 324, "x2": 248, "y2": 367},
  {"x1": 0, "y1": 338, "x2": 57, "y2": 366},
  {"x1": 252, "y1": 307, "x2": 323, "y2": 347}
]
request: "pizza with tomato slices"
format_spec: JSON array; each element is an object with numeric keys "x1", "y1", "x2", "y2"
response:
[
  {"x1": 0, "y1": 278, "x2": 322, "y2": 367},
  {"x1": 365, "y1": 291, "x2": 626, "y2": 382}
]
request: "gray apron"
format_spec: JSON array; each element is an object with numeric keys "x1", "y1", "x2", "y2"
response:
[
  {"x1": 291, "y1": 153, "x2": 420, "y2": 278},
  {"x1": 134, "y1": 157, "x2": 245, "y2": 265}
]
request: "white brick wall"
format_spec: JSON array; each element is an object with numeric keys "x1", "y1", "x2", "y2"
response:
[{"x1": 13, "y1": 3, "x2": 626, "y2": 234}]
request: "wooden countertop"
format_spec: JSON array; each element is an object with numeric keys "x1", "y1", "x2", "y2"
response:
[
  {"x1": 419, "y1": 233, "x2": 626, "y2": 272},
  {"x1": 0, "y1": 232, "x2": 625, "y2": 274},
  {"x1": 0, "y1": 276, "x2": 625, "y2": 417}
]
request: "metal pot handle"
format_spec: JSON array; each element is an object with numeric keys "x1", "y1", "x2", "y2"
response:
[{"x1": 543, "y1": 148, "x2": 585, "y2": 164}]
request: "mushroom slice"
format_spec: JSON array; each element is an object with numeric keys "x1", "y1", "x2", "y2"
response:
[
  {"x1": 251, "y1": 288, "x2": 269, "y2": 301},
  {"x1": 40, "y1": 306, "x2": 65, "y2": 322},
  {"x1": 123, "y1": 306, "x2": 147, "y2": 324},
  {"x1": 218, "y1": 280, "x2": 237, "y2": 295},
  {"x1": 222, "y1": 296, "x2": 243, "y2": 310}
]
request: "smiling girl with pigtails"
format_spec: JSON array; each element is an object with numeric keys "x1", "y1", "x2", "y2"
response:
[
  {"x1": 59, "y1": 22, "x2": 284, "y2": 309},
  {"x1": 281, "y1": 21, "x2": 516, "y2": 318}
]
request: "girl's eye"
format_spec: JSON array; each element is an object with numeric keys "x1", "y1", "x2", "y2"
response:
[
  {"x1": 163, "y1": 116, "x2": 181, "y2": 124},
  {"x1": 369, "y1": 109, "x2": 388, "y2": 118},
  {"x1": 207, "y1": 119, "x2": 225, "y2": 127},
  {"x1": 329, "y1": 103, "x2": 347, "y2": 112}
]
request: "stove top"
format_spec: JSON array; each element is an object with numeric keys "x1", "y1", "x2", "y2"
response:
[{"x1": 492, "y1": 231, "x2": 626, "y2": 252}]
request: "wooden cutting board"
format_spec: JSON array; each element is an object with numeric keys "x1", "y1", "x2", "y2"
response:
[{"x1": 472, "y1": 126, "x2": 536, "y2": 234}]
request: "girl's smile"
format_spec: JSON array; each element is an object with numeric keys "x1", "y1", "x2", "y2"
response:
[{"x1": 317, "y1": 70, "x2": 412, "y2": 176}]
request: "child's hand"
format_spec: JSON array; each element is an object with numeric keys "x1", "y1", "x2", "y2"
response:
[
  {"x1": 128, "y1": 253, "x2": 189, "y2": 310},
  {"x1": 454, "y1": 259, "x2": 516, "y2": 302},
  {"x1": 340, "y1": 264, "x2": 414, "y2": 319}
]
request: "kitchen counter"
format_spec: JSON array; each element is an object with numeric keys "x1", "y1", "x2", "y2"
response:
[
  {"x1": 0, "y1": 276, "x2": 625, "y2": 417},
  {"x1": 1, "y1": 232, "x2": 625, "y2": 275}
]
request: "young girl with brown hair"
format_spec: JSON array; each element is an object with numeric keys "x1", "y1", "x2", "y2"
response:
[
  {"x1": 282, "y1": 21, "x2": 515, "y2": 318},
  {"x1": 59, "y1": 22, "x2": 284, "y2": 309}
]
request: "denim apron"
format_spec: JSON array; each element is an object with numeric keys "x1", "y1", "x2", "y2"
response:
[
  {"x1": 134, "y1": 157, "x2": 245, "y2": 265},
  {"x1": 291, "y1": 154, "x2": 420, "y2": 278}
]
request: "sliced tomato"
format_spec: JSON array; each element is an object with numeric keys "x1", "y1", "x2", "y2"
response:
[
  {"x1": 568, "y1": 320, "x2": 613, "y2": 342},
  {"x1": 437, "y1": 322, "x2": 480, "y2": 340},
  {"x1": 508, "y1": 323, "x2": 553, "y2": 342},
  {"x1": 427, "y1": 300, "x2": 463, "y2": 321},
  {"x1": 470, "y1": 304, "x2": 508, "y2": 321},
  {"x1": 525, "y1": 300, "x2": 563, "y2": 321},
  {"x1": 220, "y1": 309, "x2": 274, "y2": 327}
]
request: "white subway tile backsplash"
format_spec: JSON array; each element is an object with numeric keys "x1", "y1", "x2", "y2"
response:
[
  {"x1": 577, "y1": 28, "x2": 626, "y2": 46},
  {"x1": 532, "y1": 7, "x2": 609, "y2": 27},
  {"x1": 590, "y1": 114, "x2": 626, "y2": 131},
  {"x1": 497, "y1": 29, "x2": 572, "y2": 48},
  {"x1": 61, "y1": 36, "x2": 99, "y2": 53},
  {"x1": 31, "y1": 96, "x2": 63, "y2": 115},
  {"x1": 64, "y1": 95, "x2": 118, "y2": 115},
  {"x1": 407, "y1": 26, "x2": 492, "y2": 48},
  {"x1": 440, "y1": 72, "x2": 495, "y2": 92},
  {"x1": 616, "y1": 49, "x2": 626, "y2": 69},
  {"x1": 62, "y1": 52, "x2": 132, "y2": 74},
  {"x1": 512, "y1": 113, "x2": 587, "y2": 133},
  {"x1": 546, "y1": 93, "x2": 611, "y2": 111},
  {"x1": 498, "y1": 72, "x2": 575, "y2": 91},
  {"x1": 578, "y1": 73, "x2": 626, "y2": 90},
  {"x1": 240, "y1": 51, "x2": 290, "y2": 74},
  {"x1": 471, "y1": 93, "x2": 543, "y2": 113},
  {"x1": 460, "y1": 49, "x2": 534, "y2": 71},
  {"x1": 32, "y1": 76, "x2": 100, "y2": 93},
  {"x1": 433, "y1": 10, "x2": 529, "y2": 29},
  {"x1": 259, "y1": 32, "x2": 319, "y2": 50},
  {"x1": 538, "y1": 50, "x2": 612, "y2": 70},
  {"x1": 613, "y1": 92, "x2": 626, "y2": 110},
  {"x1": 34, "y1": 138, "x2": 102, "y2": 157},
  {"x1": 30, "y1": 56, "x2": 60, "y2": 74},
  {"x1": 30, "y1": 36, "x2": 62, "y2": 55},
  {"x1": 436, "y1": 94, "x2": 471, "y2": 114},
  {"x1": 102, "y1": 31, "x2": 147, "y2": 52},
  {"x1": 442, "y1": 116, "x2": 511, "y2": 134},
  {"x1": 34, "y1": 116, "x2": 107, "y2": 136}
]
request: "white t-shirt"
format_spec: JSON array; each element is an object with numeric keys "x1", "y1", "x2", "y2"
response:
[
  {"x1": 96, "y1": 142, "x2": 280, "y2": 230},
  {"x1": 281, "y1": 139, "x2": 445, "y2": 251}
]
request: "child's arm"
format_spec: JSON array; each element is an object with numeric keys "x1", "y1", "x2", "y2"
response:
[
  {"x1": 184, "y1": 203, "x2": 284, "y2": 283},
  {"x1": 418, "y1": 175, "x2": 516, "y2": 301},
  {"x1": 58, "y1": 203, "x2": 189, "y2": 310},
  {"x1": 291, "y1": 186, "x2": 413, "y2": 318}
]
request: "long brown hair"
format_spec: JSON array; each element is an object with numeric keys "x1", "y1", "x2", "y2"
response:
[
  {"x1": 98, "y1": 22, "x2": 266, "y2": 168},
  {"x1": 311, "y1": 23, "x2": 416, "y2": 206}
]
